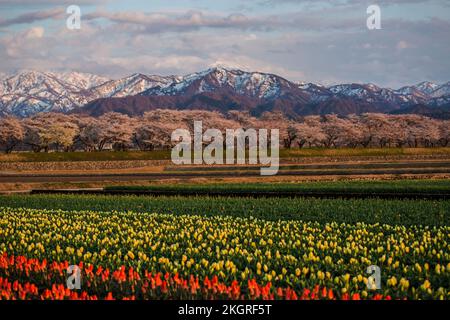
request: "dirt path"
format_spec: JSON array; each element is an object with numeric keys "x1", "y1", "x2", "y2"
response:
[{"x1": 1, "y1": 167, "x2": 450, "y2": 183}]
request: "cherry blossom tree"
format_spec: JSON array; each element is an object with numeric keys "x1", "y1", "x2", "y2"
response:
[
  {"x1": 438, "y1": 120, "x2": 450, "y2": 146},
  {"x1": 0, "y1": 116, "x2": 24, "y2": 153},
  {"x1": 0, "y1": 110, "x2": 448, "y2": 152},
  {"x1": 133, "y1": 122, "x2": 171, "y2": 151},
  {"x1": 97, "y1": 113, "x2": 135, "y2": 151},
  {"x1": 359, "y1": 113, "x2": 393, "y2": 147},
  {"x1": 320, "y1": 114, "x2": 352, "y2": 148},
  {"x1": 294, "y1": 116, "x2": 325, "y2": 148},
  {"x1": 22, "y1": 113, "x2": 78, "y2": 152},
  {"x1": 75, "y1": 116, "x2": 101, "y2": 152},
  {"x1": 342, "y1": 114, "x2": 365, "y2": 148}
]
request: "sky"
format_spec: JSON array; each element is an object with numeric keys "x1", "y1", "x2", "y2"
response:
[{"x1": 0, "y1": 0, "x2": 449, "y2": 88}]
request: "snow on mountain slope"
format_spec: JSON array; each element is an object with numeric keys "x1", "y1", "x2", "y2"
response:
[
  {"x1": 297, "y1": 82, "x2": 332, "y2": 102},
  {"x1": 55, "y1": 71, "x2": 109, "y2": 90},
  {"x1": 429, "y1": 95, "x2": 450, "y2": 107},
  {"x1": 396, "y1": 81, "x2": 442, "y2": 103},
  {"x1": 144, "y1": 67, "x2": 294, "y2": 100},
  {"x1": 329, "y1": 83, "x2": 379, "y2": 98},
  {"x1": 0, "y1": 68, "x2": 449, "y2": 118},
  {"x1": 0, "y1": 71, "x2": 177, "y2": 117},
  {"x1": 395, "y1": 81, "x2": 450, "y2": 101},
  {"x1": 0, "y1": 70, "x2": 99, "y2": 117},
  {"x1": 328, "y1": 83, "x2": 430, "y2": 106},
  {"x1": 431, "y1": 82, "x2": 450, "y2": 98},
  {"x1": 90, "y1": 73, "x2": 179, "y2": 99},
  {"x1": 416, "y1": 81, "x2": 440, "y2": 95},
  {"x1": 0, "y1": 72, "x2": 8, "y2": 82}
]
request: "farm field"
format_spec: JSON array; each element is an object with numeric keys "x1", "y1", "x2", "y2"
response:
[
  {"x1": 0, "y1": 154, "x2": 449, "y2": 300},
  {"x1": 0, "y1": 198, "x2": 448, "y2": 300},
  {"x1": 1, "y1": 156, "x2": 450, "y2": 190}
]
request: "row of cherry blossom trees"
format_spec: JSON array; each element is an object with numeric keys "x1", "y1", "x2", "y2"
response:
[{"x1": 0, "y1": 110, "x2": 448, "y2": 153}]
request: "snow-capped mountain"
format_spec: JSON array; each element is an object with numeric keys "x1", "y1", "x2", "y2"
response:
[
  {"x1": 429, "y1": 95, "x2": 450, "y2": 107},
  {"x1": 0, "y1": 70, "x2": 188, "y2": 117},
  {"x1": 395, "y1": 86, "x2": 429, "y2": 103},
  {"x1": 431, "y1": 82, "x2": 450, "y2": 98},
  {"x1": 81, "y1": 67, "x2": 310, "y2": 118},
  {"x1": 90, "y1": 73, "x2": 180, "y2": 99},
  {"x1": 55, "y1": 71, "x2": 109, "y2": 90},
  {"x1": 329, "y1": 83, "x2": 388, "y2": 101},
  {"x1": 397, "y1": 81, "x2": 439, "y2": 96},
  {"x1": 0, "y1": 68, "x2": 449, "y2": 118},
  {"x1": 0, "y1": 71, "x2": 180, "y2": 117},
  {"x1": 0, "y1": 70, "x2": 103, "y2": 117},
  {"x1": 301, "y1": 82, "x2": 428, "y2": 107},
  {"x1": 396, "y1": 81, "x2": 450, "y2": 100},
  {"x1": 416, "y1": 81, "x2": 440, "y2": 95},
  {"x1": 143, "y1": 67, "x2": 297, "y2": 100},
  {"x1": 0, "y1": 72, "x2": 9, "y2": 82},
  {"x1": 297, "y1": 82, "x2": 331, "y2": 102}
]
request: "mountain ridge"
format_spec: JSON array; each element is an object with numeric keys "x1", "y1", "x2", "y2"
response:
[{"x1": 1, "y1": 67, "x2": 449, "y2": 118}]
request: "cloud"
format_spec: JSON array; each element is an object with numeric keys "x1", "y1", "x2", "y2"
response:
[
  {"x1": 0, "y1": 8, "x2": 64, "y2": 27},
  {"x1": 81, "y1": 6, "x2": 375, "y2": 34},
  {"x1": 24, "y1": 26, "x2": 45, "y2": 39},
  {"x1": 262, "y1": 0, "x2": 447, "y2": 6},
  {"x1": 83, "y1": 10, "x2": 276, "y2": 33},
  {"x1": 0, "y1": 2, "x2": 449, "y2": 88},
  {"x1": 396, "y1": 40, "x2": 411, "y2": 50},
  {"x1": 1, "y1": 14, "x2": 449, "y2": 88},
  {"x1": 0, "y1": 0, "x2": 107, "y2": 4}
]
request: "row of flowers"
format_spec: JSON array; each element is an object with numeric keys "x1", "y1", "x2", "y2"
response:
[
  {"x1": 0, "y1": 207, "x2": 448, "y2": 300},
  {"x1": 0, "y1": 253, "x2": 389, "y2": 300}
]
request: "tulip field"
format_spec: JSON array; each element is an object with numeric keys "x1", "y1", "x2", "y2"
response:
[
  {"x1": 1, "y1": 194, "x2": 449, "y2": 226},
  {"x1": 0, "y1": 195, "x2": 449, "y2": 300}
]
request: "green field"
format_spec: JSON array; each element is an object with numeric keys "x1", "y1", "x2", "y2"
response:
[
  {"x1": 105, "y1": 179, "x2": 450, "y2": 195},
  {"x1": 0, "y1": 194, "x2": 448, "y2": 226},
  {"x1": 1, "y1": 147, "x2": 450, "y2": 162}
]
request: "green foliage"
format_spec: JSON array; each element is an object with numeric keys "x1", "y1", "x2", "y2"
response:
[
  {"x1": 105, "y1": 179, "x2": 450, "y2": 195},
  {"x1": 1, "y1": 194, "x2": 448, "y2": 226}
]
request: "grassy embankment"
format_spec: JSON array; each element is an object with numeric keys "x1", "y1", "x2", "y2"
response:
[
  {"x1": 105, "y1": 179, "x2": 450, "y2": 195},
  {"x1": 1, "y1": 147, "x2": 450, "y2": 162}
]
